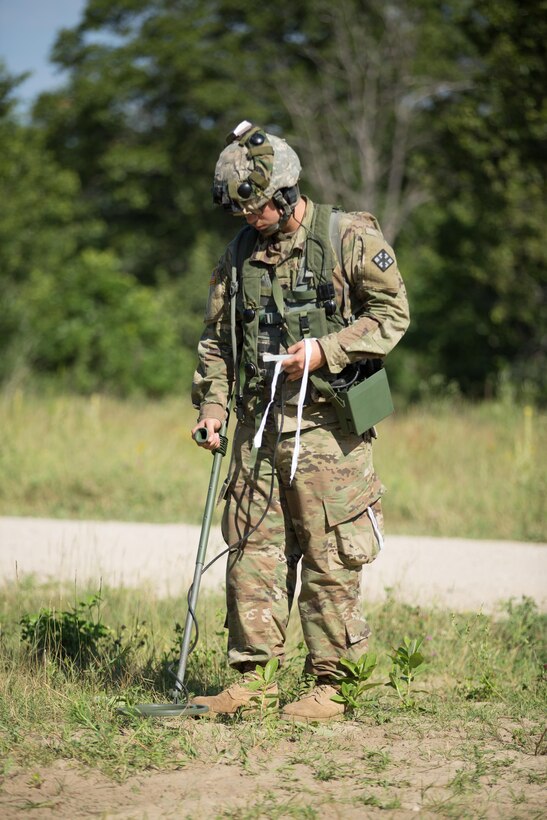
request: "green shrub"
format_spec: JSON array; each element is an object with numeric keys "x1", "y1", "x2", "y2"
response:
[
  {"x1": 21, "y1": 249, "x2": 187, "y2": 395},
  {"x1": 20, "y1": 594, "x2": 113, "y2": 668}
]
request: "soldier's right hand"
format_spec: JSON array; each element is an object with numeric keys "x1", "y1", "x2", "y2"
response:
[{"x1": 191, "y1": 418, "x2": 222, "y2": 451}]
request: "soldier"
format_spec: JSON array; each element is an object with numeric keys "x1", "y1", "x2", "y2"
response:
[{"x1": 191, "y1": 121, "x2": 409, "y2": 721}]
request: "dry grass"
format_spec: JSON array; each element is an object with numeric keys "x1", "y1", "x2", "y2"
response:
[{"x1": 0, "y1": 389, "x2": 545, "y2": 540}]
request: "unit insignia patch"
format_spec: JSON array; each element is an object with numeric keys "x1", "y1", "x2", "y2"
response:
[{"x1": 372, "y1": 250, "x2": 395, "y2": 271}]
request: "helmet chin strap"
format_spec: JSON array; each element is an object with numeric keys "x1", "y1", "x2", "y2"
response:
[{"x1": 259, "y1": 188, "x2": 297, "y2": 236}]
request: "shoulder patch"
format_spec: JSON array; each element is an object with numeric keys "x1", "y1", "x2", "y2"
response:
[{"x1": 372, "y1": 249, "x2": 395, "y2": 271}]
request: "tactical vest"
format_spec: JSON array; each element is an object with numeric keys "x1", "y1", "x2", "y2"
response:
[{"x1": 230, "y1": 204, "x2": 346, "y2": 405}]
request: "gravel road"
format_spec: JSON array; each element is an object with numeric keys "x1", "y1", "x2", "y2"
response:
[{"x1": 2, "y1": 516, "x2": 545, "y2": 612}]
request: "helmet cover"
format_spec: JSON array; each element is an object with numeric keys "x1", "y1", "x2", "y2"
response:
[{"x1": 213, "y1": 121, "x2": 301, "y2": 213}]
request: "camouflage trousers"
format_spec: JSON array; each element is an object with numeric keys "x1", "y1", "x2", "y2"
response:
[{"x1": 221, "y1": 417, "x2": 384, "y2": 680}]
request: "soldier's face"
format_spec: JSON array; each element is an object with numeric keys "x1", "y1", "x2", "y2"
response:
[{"x1": 243, "y1": 200, "x2": 282, "y2": 233}]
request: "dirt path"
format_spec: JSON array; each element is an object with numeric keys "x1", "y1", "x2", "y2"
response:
[
  {"x1": 1, "y1": 516, "x2": 545, "y2": 612},
  {"x1": 1, "y1": 717, "x2": 545, "y2": 819}
]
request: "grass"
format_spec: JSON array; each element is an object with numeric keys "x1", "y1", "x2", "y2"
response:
[
  {"x1": 1, "y1": 389, "x2": 545, "y2": 814},
  {"x1": 375, "y1": 399, "x2": 546, "y2": 542},
  {"x1": 0, "y1": 580, "x2": 545, "y2": 817},
  {"x1": 0, "y1": 390, "x2": 215, "y2": 526},
  {"x1": 0, "y1": 388, "x2": 545, "y2": 540}
]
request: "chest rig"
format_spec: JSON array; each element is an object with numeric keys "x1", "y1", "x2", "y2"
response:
[
  {"x1": 226, "y1": 204, "x2": 394, "y2": 437},
  {"x1": 229, "y1": 205, "x2": 345, "y2": 418}
]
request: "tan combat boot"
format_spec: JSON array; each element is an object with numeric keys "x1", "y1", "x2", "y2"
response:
[
  {"x1": 281, "y1": 684, "x2": 344, "y2": 722},
  {"x1": 191, "y1": 673, "x2": 278, "y2": 716}
]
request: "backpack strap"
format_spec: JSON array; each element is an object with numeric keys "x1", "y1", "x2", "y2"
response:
[
  {"x1": 307, "y1": 207, "x2": 346, "y2": 404},
  {"x1": 305, "y1": 204, "x2": 335, "y2": 286},
  {"x1": 329, "y1": 209, "x2": 343, "y2": 269}
]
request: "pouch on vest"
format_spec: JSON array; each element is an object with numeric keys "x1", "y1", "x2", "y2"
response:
[
  {"x1": 332, "y1": 368, "x2": 394, "y2": 436},
  {"x1": 285, "y1": 306, "x2": 329, "y2": 342}
]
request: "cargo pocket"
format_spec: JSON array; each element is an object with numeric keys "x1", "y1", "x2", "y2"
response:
[
  {"x1": 323, "y1": 485, "x2": 384, "y2": 570},
  {"x1": 345, "y1": 618, "x2": 371, "y2": 647}
]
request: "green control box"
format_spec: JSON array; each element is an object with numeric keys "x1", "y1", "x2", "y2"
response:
[{"x1": 333, "y1": 367, "x2": 394, "y2": 435}]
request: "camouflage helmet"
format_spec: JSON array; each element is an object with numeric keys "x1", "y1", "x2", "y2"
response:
[{"x1": 212, "y1": 121, "x2": 301, "y2": 216}]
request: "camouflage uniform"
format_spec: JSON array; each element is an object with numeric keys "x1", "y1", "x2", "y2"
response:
[{"x1": 192, "y1": 199, "x2": 409, "y2": 681}]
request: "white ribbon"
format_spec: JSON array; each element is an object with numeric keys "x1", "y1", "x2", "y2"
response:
[
  {"x1": 367, "y1": 505, "x2": 384, "y2": 551},
  {"x1": 290, "y1": 337, "x2": 314, "y2": 484},
  {"x1": 253, "y1": 360, "x2": 284, "y2": 450},
  {"x1": 253, "y1": 340, "x2": 315, "y2": 484}
]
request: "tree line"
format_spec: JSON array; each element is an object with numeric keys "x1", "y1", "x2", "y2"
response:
[{"x1": 1, "y1": 0, "x2": 545, "y2": 401}]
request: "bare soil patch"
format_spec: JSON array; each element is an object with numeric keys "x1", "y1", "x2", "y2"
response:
[{"x1": 1, "y1": 719, "x2": 545, "y2": 819}]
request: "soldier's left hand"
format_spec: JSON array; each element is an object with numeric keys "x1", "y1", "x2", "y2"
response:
[{"x1": 283, "y1": 340, "x2": 326, "y2": 381}]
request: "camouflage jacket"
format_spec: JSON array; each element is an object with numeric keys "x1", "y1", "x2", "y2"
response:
[{"x1": 192, "y1": 199, "x2": 410, "y2": 432}]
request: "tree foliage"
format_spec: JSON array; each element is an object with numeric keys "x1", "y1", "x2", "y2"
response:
[
  {"x1": 0, "y1": 63, "x2": 186, "y2": 395},
  {"x1": 403, "y1": 0, "x2": 547, "y2": 398},
  {"x1": 271, "y1": 0, "x2": 472, "y2": 243},
  {"x1": 0, "y1": 0, "x2": 545, "y2": 400}
]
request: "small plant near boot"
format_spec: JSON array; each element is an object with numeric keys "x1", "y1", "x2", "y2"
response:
[
  {"x1": 386, "y1": 636, "x2": 426, "y2": 708},
  {"x1": 331, "y1": 653, "x2": 381, "y2": 713},
  {"x1": 245, "y1": 659, "x2": 280, "y2": 717}
]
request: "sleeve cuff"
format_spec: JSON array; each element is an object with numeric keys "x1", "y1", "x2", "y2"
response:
[
  {"x1": 198, "y1": 403, "x2": 226, "y2": 423},
  {"x1": 317, "y1": 335, "x2": 351, "y2": 373}
]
